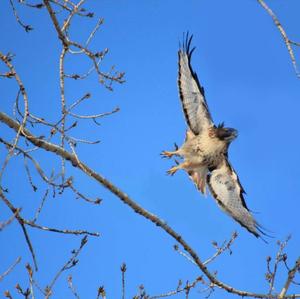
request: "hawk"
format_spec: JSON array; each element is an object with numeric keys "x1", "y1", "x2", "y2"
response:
[{"x1": 162, "y1": 33, "x2": 266, "y2": 239}]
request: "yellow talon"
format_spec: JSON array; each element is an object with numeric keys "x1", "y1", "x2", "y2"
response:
[
  {"x1": 161, "y1": 150, "x2": 175, "y2": 159},
  {"x1": 167, "y1": 166, "x2": 179, "y2": 176}
]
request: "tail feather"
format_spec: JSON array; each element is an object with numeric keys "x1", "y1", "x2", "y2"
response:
[{"x1": 187, "y1": 167, "x2": 208, "y2": 194}]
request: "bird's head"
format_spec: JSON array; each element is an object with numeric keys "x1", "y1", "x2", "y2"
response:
[{"x1": 215, "y1": 123, "x2": 238, "y2": 143}]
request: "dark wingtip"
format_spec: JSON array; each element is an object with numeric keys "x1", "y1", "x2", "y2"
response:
[
  {"x1": 180, "y1": 32, "x2": 196, "y2": 59},
  {"x1": 255, "y1": 223, "x2": 274, "y2": 243},
  {"x1": 217, "y1": 122, "x2": 225, "y2": 128}
]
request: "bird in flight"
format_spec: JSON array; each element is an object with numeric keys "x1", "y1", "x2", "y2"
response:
[{"x1": 162, "y1": 33, "x2": 266, "y2": 239}]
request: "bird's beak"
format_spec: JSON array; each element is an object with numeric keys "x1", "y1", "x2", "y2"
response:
[
  {"x1": 227, "y1": 128, "x2": 238, "y2": 141},
  {"x1": 231, "y1": 129, "x2": 238, "y2": 138}
]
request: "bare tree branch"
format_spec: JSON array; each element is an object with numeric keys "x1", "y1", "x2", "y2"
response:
[
  {"x1": 0, "y1": 189, "x2": 38, "y2": 271},
  {"x1": 0, "y1": 210, "x2": 19, "y2": 231},
  {"x1": 2, "y1": 1, "x2": 299, "y2": 297},
  {"x1": 279, "y1": 257, "x2": 300, "y2": 299},
  {"x1": 149, "y1": 277, "x2": 203, "y2": 299},
  {"x1": 45, "y1": 236, "x2": 88, "y2": 298},
  {"x1": 1, "y1": 112, "x2": 300, "y2": 298},
  {"x1": 0, "y1": 257, "x2": 21, "y2": 282},
  {"x1": 120, "y1": 263, "x2": 126, "y2": 299},
  {"x1": 257, "y1": 0, "x2": 300, "y2": 78},
  {"x1": 67, "y1": 275, "x2": 81, "y2": 299}
]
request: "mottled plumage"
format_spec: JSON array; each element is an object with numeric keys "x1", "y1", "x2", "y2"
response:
[{"x1": 162, "y1": 33, "x2": 266, "y2": 239}]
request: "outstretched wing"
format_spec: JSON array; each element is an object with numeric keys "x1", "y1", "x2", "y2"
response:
[
  {"x1": 178, "y1": 33, "x2": 213, "y2": 135},
  {"x1": 207, "y1": 159, "x2": 264, "y2": 238}
]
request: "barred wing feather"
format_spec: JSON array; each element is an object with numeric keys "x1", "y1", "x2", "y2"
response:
[
  {"x1": 178, "y1": 34, "x2": 213, "y2": 135},
  {"x1": 207, "y1": 159, "x2": 264, "y2": 238}
]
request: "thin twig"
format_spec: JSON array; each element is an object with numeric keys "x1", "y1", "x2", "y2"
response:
[
  {"x1": 149, "y1": 277, "x2": 203, "y2": 299},
  {"x1": 32, "y1": 189, "x2": 49, "y2": 223},
  {"x1": 0, "y1": 257, "x2": 21, "y2": 282},
  {"x1": 85, "y1": 18, "x2": 104, "y2": 47},
  {"x1": 279, "y1": 257, "x2": 300, "y2": 299},
  {"x1": 24, "y1": 220, "x2": 99, "y2": 237},
  {"x1": 45, "y1": 236, "x2": 88, "y2": 298},
  {"x1": 0, "y1": 210, "x2": 19, "y2": 231},
  {"x1": 0, "y1": 51, "x2": 30, "y2": 186},
  {"x1": 121, "y1": 263, "x2": 126, "y2": 299},
  {"x1": 174, "y1": 244, "x2": 197, "y2": 266},
  {"x1": 68, "y1": 275, "x2": 80, "y2": 299},
  {"x1": 267, "y1": 237, "x2": 290, "y2": 295},
  {"x1": 8, "y1": 0, "x2": 33, "y2": 32},
  {"x1": 0, "y1": 189, "x2": 38, "y2": 271},
  {"x1": 69, "y1": 106, "x2": 120, "y2": 120},
  {"x1": 68, "y1": 181, "x2": 102, "y2": 205},
  {"x1": 204, "y1": 232, "x2": 237, "y2": 266},
  {"x1": 257, "y1": 0, "x2": 300, "y2": 78}
]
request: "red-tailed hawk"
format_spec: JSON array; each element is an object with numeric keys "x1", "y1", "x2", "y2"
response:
[{"x1": 162, "y1": 34, "x2": 266, "y2": 239}]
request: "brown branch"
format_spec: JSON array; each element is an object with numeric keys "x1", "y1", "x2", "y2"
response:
[
  {"x1": 45, "y1": 236, "x2": 88, "y2": 298},
  {"x1": 32, "y1": 189, "x2": 49, "y2": 222},
  {"x1": 174, "y1": 244, "x2": 197, "y2": 266},
  {"x1": 85, "y1": 18, "x2": 104, "y2": 47},
  {"x1": 61, "y1": 0, "x2": 85, "y2": 32},
  {"x1": 68, "y1": 93, "x2": 91, "y2": 111},
  {"x1": 23, "y1": 220, "x2": 99, "y2": 237},
  {"x1": 43, "y1": 0, "x2": 68, "y2": 46},
  {"x1": 2, "y1": 111, "x2": 300, "y2": 298},
  {"x1": 0, "y1": 190, "x2": 38, "y2": 271},
  {"x1": 265, "y1": 237, "x2": 290, "y2": 295},
  {"x1": 49, "y1": 0, "x2": 73, "y2": 12},
  {"x1": 68, "y1": 106, "x2": 120, "y2": 120},
  {"x1": 257, "y1": 0, "x2": 300, "y2": 78},
  {"x1": 0, "y1": 169, "x2": 98, "y2": 272},
  {"x1": 120, "y1": 263, "x2": 126, "y2": 299},
  {"x1": 67, "y1": 275, "x2": 80, "y2": 299},
  {"x1": 0, "y1": 257, "x2": 21, "y2": 282},
  {"x1": 279, "y1": 257, "x2": 300, "y2": 299},
  {"x1": 68, "y1": 136, "x2": 100, "y2": 145},
  {"x1": 149, "y1": 277, "x2": 203, "y2": 299},
  {"x1": 0, "y1": 52, "x2": 29, "y2": 149},
  {"x1": 8, "y1": 0, "x2": 33, "y2": 32},
  {"x1": 0, "y1": 210, "x2": 19, "y2": 231},
  {"x1": 0, "y1": 137, "x2": 65, "y2": 189},
  {"x1": 43, "y1": 0, "x2": 124, "y2": 89},
  {"x1": 289, "y1": 40, "x2": 300, "y2": 47},
  {"x1": 97, "y1": 286, "x2": 106, "y2": 299},
  {"x1": 59, "y1": 47, "x2": 67, "y2": 184},
  {"x1": 204, "y1": 232, "x2": 237, "y2": 266},
  {"x1": 26, "y1": 264, "x2": 35, "y2": 299},
  {"x1": 68, "y1": 181, "x2": 102, "y2": 205},
  {"x1": 24, "y1": 156, "x2": 38, "y2": 192},
  {"x1": 0, "y1": 51, "x2": 30, "y2": 185}
]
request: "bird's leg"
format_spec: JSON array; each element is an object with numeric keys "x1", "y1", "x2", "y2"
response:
[
  {"x1": 161, "y1": 143, "x2": 180, "y2": 159},
  {"x1": 161, "y1": 150, "x2": 179, "y2": 159},
  {"x1": 167, "y1": 161, "x2": 191, "y2": 176}
]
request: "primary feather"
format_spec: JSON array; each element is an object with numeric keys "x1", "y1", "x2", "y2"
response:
[{"x1": 178, "y1": 33, "x2": 213, "y2": 135}]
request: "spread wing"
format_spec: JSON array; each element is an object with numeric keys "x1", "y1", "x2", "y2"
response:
[
  {"x1": 178, "y1": 33, "x2": 213, "y2": 135},
  {"x1": 207, "y1": 159, "x2": 265, "y2": 238}
]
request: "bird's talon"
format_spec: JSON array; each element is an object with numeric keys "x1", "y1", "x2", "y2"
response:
[
  {"x1": 167, "y1": 166, "x2": 178, "y2": 176},
  {"x1": 161, "y1": 151, "x2": 173, "y2": 159}
]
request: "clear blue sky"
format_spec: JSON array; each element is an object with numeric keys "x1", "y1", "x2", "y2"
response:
[{"x1": 1, "y1": 0, "x2": 300, "y2": 298}]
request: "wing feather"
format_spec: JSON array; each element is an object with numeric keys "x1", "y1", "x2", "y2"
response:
[
  {"x1": 207, "y1": 159, "x2": 262, "y2": 238},
  {"x1": 188, "y1": 167, "x2": 208, "y2": 194},
  {"x1": 178, "y1": 33, "x2": 213, "y2": 135}
]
